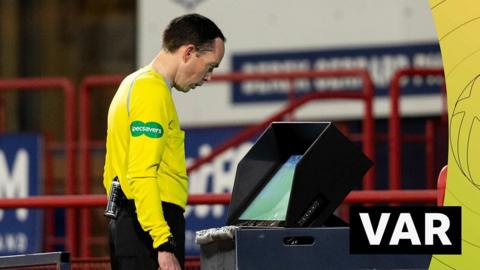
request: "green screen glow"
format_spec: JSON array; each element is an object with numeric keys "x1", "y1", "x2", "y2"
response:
[{"x1": 239, "y1": 155, "x2": 302, "y2": 221}]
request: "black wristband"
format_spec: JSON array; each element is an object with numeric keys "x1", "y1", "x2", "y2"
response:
[{"x1": 156, "y1": 236, "x2": 176, "y2": 253}]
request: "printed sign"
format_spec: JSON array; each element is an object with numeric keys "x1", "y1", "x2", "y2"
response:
[
  {"x1": 0, "y1": 134, "x2": 43, "y2": 255},
  {"x1": 184, "y1": 125, "x2": 255, "y2": 256},
  {"x1": 350, "y1": 206, "x2": 461, "y2": 254},
  {"x1": 232, "y1": 43, "x2": 443, "y2": 103}
]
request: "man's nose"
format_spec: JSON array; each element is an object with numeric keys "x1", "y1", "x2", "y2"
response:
[{"x1": 203, "y1": 72, "x2": 212, "y2": 82}]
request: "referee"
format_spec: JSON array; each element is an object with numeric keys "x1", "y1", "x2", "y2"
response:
[{"x1": 103, "y1": 14, "x2": 226, "y2": 270}]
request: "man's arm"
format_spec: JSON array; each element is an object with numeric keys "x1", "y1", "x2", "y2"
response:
[
  {"x1": 126, "y1": 79, "x2": 173, "y2": 248},
  {"x1": 158, "y1": 252, "x2": 181, "y2": 270}
]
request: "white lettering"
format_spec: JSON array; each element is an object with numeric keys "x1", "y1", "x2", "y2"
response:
[
  {"x1": 186, "y1": 142, "x2": 253, "y2": 219},
  {"x1": 389, "y1": 213, "x2": 421, "y2": 245},
  {"x1": 185, "y1": 145, "x2": 214, "y2": 218},
  {"x1": 0, "y1": 149, "x2": 29, "y2": 221},
  {"x1": 413, "y1": 52, "x2": 443, "y2": 68},
  {"x1": 368, "y1": 55, "x2": 410, "y2": 87},
  {"x1": 132, "y1": 126, "x2": 161, "y2": 133},
  {"x1": 184, "y1": 142, "x2": 253, "y2": 254},
  {"x1": 0, "y1": 233, "x2": 28, "y2": 252},
  {"x1": 360, "y1": 213, "x2": 390, "y2": 245},
  {"x1": 425, "y1": 213, "x2": 451, "y2": 245},
  {"x1": 240, "y1": 54, "x2": 414, "y2": 96},
  {"x1": 241, "y1": 59, "x2": 310, "y2": 73},
  {"x1": 241, "y1": 59, "x2": 311, "y2": 95}
]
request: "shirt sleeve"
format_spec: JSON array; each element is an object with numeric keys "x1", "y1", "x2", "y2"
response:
[{"x1": 125, "y1": 78, "x2": 172, "y2": 248}]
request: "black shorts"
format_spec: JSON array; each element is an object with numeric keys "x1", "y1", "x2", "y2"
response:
[{"x1": 108, "y1": 201, "x2": 185, "y2": 270}]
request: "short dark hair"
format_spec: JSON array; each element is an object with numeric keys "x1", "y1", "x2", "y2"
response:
[{"x1": 163, "y1": 13, "x2": 226, "y2": 53}]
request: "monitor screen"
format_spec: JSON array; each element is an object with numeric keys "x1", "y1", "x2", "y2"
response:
[{"x1": 239, "y1": 155, "x2": 302, "y2": 222}]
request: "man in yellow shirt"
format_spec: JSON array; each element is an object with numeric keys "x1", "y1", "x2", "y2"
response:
[{"x1": 103, "y1": 14, "x2": 225, "y2": 270}]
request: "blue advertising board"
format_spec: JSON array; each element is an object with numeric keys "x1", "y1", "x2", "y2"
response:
[
  {"x1": 184, "y1": 125, "x2": 257, "y2": 256},
  {"x1": 232, "y1": 43, "x2": 443, "y2": 103},
  {"x1": 0, "y1": 134, "x2": 43, "y2": 255}
]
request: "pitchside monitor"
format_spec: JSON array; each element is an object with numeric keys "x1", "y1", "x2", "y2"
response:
[
  {"x1": 238, "y1": 155, "x2": 302, "y2": 224},
  {"x1": 227, "y1": 122, "x2": 372, "y2": 228}
]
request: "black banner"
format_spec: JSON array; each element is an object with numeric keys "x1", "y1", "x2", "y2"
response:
[{"x1": 350, "y1": 206, "x2": 461, "y2": 254}]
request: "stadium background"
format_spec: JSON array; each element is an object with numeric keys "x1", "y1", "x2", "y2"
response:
[{"x1": 0, "y1": 0, "x2": 448, "y2": 268}]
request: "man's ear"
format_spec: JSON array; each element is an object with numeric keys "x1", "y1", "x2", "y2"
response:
[{"x1": 182, "y1": 45, "x2": 195, "y2": 63}]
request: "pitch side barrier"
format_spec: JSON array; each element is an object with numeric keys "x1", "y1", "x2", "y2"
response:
[
  {"x1": 0, "y1": 78, "x2": 77, "y2": 256},
  {"x1": 388, "y1": 68, "x2": 446, "y2": 190},
  {"x1": 0, "y1": 251, "x2": 201, "y2": 270},
  {"x1": 0, "y1": 252, "x2": 70, "y2": 270},
  {"x1": 0, "y1": 190, "x2": 437, "y2": 209},
  {"x1": 0, "y1": 190, "x2": 437, "y2": 269},
  {"x1": 78, "y1": 75, "x2": 125, "y2": 257}
]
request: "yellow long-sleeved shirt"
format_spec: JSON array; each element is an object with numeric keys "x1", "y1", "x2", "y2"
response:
[{"x1": 103, "y1": 65, "x2": 188, "y2": 249}]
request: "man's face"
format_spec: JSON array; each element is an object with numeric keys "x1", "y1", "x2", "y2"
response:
[{"x1": 175, "y1": 37, "x2": 225, "y2": 93}]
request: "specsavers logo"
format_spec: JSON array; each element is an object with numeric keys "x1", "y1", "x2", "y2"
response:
[{"x1": 130, "y1": 121, "x2": 164, "y2": 138}]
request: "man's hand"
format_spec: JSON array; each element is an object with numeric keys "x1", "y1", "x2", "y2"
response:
[{"x1": 157, "y1": 251, "x2": 181, "y2": 270}]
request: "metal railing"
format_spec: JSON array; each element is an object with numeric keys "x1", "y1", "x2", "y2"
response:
[
  {"x1": 388, "y1": 68, "x2": 445, "y2": 190},
  {"x1": 0, "y1": 189, "x2": 438, "y2": 269},
  {"x1": 0, "y1": 78, "x2": 77, "y2": 255},
  {"x1": 0, "y1": 252, "x2": 70, "y2": 270},
  {"x1": 78, "y1": 75, "x2": 125, "y2": 257},
  {"x1": 0, "y1": 190, "x2": 436, "y2": 209}
]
